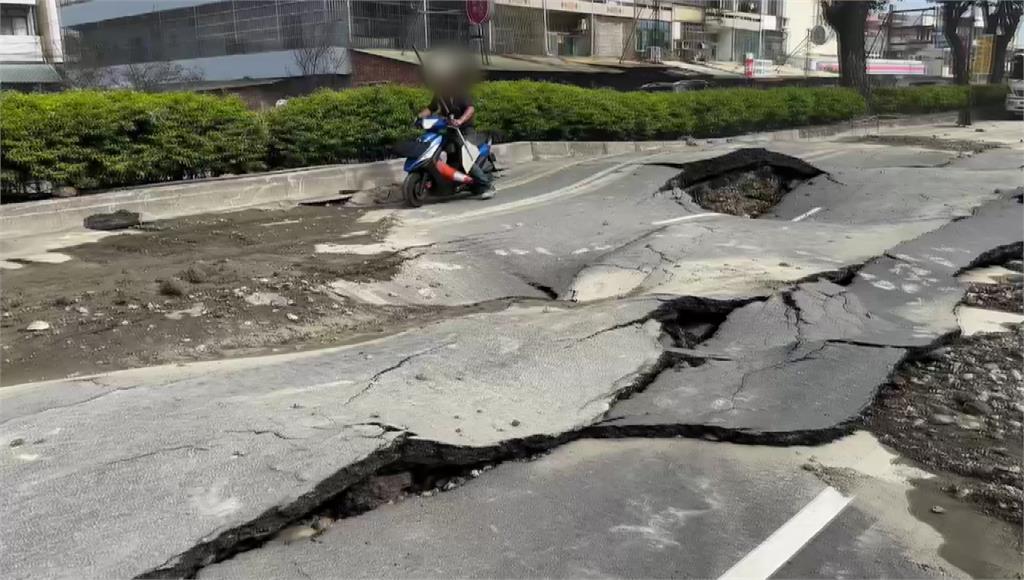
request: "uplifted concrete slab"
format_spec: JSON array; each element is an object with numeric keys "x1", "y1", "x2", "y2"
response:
[
  {"x1": 566, "y1": 216, "x2": 943, "y2": 302},
  {"x1": 199, "y1": 434, "x2": 1016, "y2": 580},
  {"x1": 603, "y1": 196, "x2": 1022, "y2": 437},
  {"x1": 603, "y1": 341, "x2": 904, "y2": 437},
  {"x1": 326, "y1": 163, "x2": 693, "y2": 306},
  {"x1": 767, "y1": 166, "x2": 1017, "y2": 225},
  {"x1": 0, "y1": 299, "x2": 663, "y2": 579},
  {"x1": 848, "y1": 196, "x2": 1023, "y2": 346}
]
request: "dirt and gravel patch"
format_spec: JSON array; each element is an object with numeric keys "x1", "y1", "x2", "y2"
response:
[
  {"x1": 848, "y1": 135, "x2": 1003, "y2": 154},
  {"x1": 659, "y1": 148, "x2": 823, "y2": 218},
  {"x1": 867, "y1": 279, "x2": 1023, "y2": 524},
  {"x1": 0, "y1": 206, "x2": 471, "y2": 386},
  {"x1": 963, "y1": 260, "x2": 1023, "y2": 313}
]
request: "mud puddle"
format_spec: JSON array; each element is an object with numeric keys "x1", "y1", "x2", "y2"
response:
[{"x1": 0, "y1": 206, "x2": 459, "y2": 385}]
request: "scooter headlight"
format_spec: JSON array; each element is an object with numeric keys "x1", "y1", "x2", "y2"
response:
[{"x1": 421, "y1": 118, "x2": 439, "y2": 130}]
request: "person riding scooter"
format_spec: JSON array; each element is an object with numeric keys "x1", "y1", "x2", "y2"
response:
[{"x1": 418, "y1": 58, "x2": 494, "y2": 199}]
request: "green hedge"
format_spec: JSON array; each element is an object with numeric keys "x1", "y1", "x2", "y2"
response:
[
  {"x1": 0, "y1": 82, "x2": 1000, "y2": 196},
  {"x1": 870, "y1": 84, "x2": 1008, "y2": 115},
  {"x1": 266, "y1": 85, "x2": 428, "y2": 167},
  {"x1": 1, "y1": 90, "x2": 268, "y2": 194},
  {"x1": 265, "y1": 82, "x2": 866, "y2": 168}
]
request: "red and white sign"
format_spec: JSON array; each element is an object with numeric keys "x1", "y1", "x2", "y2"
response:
[
  {"x1": 811, "y1": 59, "x2": 926, "y2": 76},
  {"x1": 466, "y1": 0, "x2": 494, "y2": 24}
]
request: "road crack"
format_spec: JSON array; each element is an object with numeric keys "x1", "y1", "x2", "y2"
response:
[{"x1": 341, "y1": 342, "x2": 453, "y2": 406}]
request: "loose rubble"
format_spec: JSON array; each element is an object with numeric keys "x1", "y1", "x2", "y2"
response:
[{"x1": 868, "y1": 322, "x2": 1024, "y2": 524}]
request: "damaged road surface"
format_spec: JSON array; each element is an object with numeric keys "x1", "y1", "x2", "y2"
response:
[{"x1": 1, "y1": 121, "x2": 1022, "y2": 579}]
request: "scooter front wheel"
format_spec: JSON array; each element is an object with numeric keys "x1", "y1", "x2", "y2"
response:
[{"x1": 403, "y1": 171, "x2": 429, "y2": 208}]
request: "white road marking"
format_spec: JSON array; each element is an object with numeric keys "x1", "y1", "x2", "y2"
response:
[
  {"x1": 315, "y1": 242, "x2": 399, "y2": 255},
  {"x1": 651, "y1": 213, "x2": 721, "y2": 226},
  {"x1": 801, "y1": 148, "x2": 846, "y2": 162},
  {"x1": 494, "y1": 249, "x2": 509, "y2": 256},
  {"x1": 718, "y1": 487, "x2": 853, "y2": 580},
  {"x1": 412, "y1": 156, "x2": 660, "y2": 226},
  {"x1": 571, "y1": 248, "x2": 591, "y2": 255},
  {"x1": 510, "y1": 248, "x2": 530, "y2": 255},
  {"x1": 534, "y1": 247, "x2": 553, "y2": 255},
  {"x1": 790, "y1": 207, "x2": 823, "y2": 222}
]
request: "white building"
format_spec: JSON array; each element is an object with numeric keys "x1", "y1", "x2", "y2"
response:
[
  {"x1": 783, "y1": 0, "x2": 837, "y2": 69},
  {"x1": 0, "y1": 0, "x2": 63, "y2": 89}
]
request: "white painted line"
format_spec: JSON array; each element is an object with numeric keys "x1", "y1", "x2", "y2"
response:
[
  {"x1": 790, "y1": 207, "x2": 823, "y2": 222},
  {"x1": 651, "y1": 212, "x2": 721, "y2": 226},
  {"x1": 717, "y1": 487, "x2": 853, "y2": 580},
  {"x1": 801, "y1": 148, "x2": 845, "y2": 162},
  {"x1": 413, "y1": 155, "x2": 662, "y2": 226}
]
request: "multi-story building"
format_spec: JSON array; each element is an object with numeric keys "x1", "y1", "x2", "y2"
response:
[
  {"x1": 0, "y1": 0, "x2": 63, "y2": 90},
  {"x1": 57, "y1": 0, "x2": 856, "y2": 97},
  {"x1": 701, "y1": 0, "x2": 786, "y2": 62},
  {"x1": 60, "y1": 0, "x2": 350, "y2": 88},
  {"x1": 59, "y1": 0, "x2": 683, "y2": 97},
  {"x1": 783, "y1": 0, "x2": 836, "y2": 70}
]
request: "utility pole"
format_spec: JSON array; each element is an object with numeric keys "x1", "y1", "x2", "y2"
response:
[
  {"x1": 345, "y1": 0, "x2": 352, "y2": 48},
  {"x1": 423, "y1": 0, "x2": 430, "y2": 49},
  {"x1": 542, "y1": 0, "x2": 549, "y2": 55},
  {"x1": 961, "y1": 2, "x2": 975, "y2": 126},
  {"x1": 758, "y1": 0, "x2": 764, "y2": 60}
]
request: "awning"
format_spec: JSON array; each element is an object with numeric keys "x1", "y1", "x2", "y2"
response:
[
  {"x1": 0, "y1": 63, "x2": 62, "y2": 84},
  {"x1": 353, "y1": 49, "x2": 623, "y2": 74}
]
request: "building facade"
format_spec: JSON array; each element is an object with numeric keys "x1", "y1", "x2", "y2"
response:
[{"x1": 1, "y1": 0, "x2": 63, "y2": 90}]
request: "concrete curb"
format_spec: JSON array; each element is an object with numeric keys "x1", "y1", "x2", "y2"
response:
[{"x1": 0, "y1": 113, "x2": 959, "y2": 239}]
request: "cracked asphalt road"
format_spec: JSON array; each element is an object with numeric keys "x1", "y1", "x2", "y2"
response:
[{"x1": 1, "y1": 121, "x2": 1022, "y2": 579}]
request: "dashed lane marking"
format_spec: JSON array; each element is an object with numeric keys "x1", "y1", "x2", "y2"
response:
[
  {"x1": 651, "y1": 212, "x2": 722, "y2": 226},
  {"x1": 717, "y1": 486, "x2": 853, "y2": 580},
  {"x1": 791, "y1": 207, "x2": 823, "y2": 222}
]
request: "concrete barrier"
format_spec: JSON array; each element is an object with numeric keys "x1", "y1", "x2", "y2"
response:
[
  {"x1": 531, "y1": 142, "x2": 572, "y2": 159},
  {"x1": 490, "y1": 142, "x2": 533, "y2": 165},
  {"x1": 0, "y1": 114, "x2": 963, "y2": 239},
  {"x1": 604, "y1": 142, "x2": 639, "y2": 156},
  {"x1": 0, "y1": 159, "x2": 405, "y2": 239}
]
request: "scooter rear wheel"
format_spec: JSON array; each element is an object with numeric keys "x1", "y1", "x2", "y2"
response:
[{"x1": 403, "y1": 171, "x2": 429, "y2": 208}]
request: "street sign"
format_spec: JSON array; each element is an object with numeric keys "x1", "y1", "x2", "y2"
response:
[
  {"x1": 972, "y1": 34, "x2": 994, "y2": 79},
  {"x1": 466, "y1": 0, "x2": 494, "y2": 25}
]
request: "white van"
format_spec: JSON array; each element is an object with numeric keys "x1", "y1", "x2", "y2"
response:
[{"x1": 1007, "y1": 51, "x2": 1024, "y2": 118}]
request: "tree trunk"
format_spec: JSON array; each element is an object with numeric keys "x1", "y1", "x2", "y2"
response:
[
  {"x1": 941, "y1": 1, "x2": 971, "y2": 86},
  {"x1": 990, "y1": 36, "x2": 1009, "y2": 83},
  {"x1": 984, "y1": 1, "x2": 1023, "y2": 84},
  {"x1": 820, "y1": 1, "x2": 871, "y2": 95}
]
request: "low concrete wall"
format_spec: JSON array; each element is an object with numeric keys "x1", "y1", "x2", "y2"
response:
[
  {"x1": 1, "y1": 159, "x2": 405, "y2": 239},
  {"x1": 0, "y1": 114, "x2": 960, "y2": 239},
  {"x1": 0, "y1": 140, "x2": 684, "y2": 238},
  {"x1": 750, "y1": 112, "x2": 958, "y2": 142}
]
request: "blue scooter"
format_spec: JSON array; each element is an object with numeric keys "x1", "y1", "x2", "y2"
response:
[{"x1": 398, "y1": 116, "x2": 494, "y2": 208}]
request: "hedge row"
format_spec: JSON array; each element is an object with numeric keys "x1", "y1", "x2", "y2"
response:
[
  {"x1": 1, "y1": 91, "x2": 267, "y2": 194},
  {"x1": 266, "y1": 82, "x2": 867, "y2": 168},
  {"x1": 870, "y1": 84, "x2": 1008, "y2": 115},
  {"x1": 0, "y1": 82, "x2": 1004, "y2": 195}
]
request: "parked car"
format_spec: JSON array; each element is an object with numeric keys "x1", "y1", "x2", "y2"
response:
[{"x1": 639, "y1": 79, "x2": 711, "y2": 93}]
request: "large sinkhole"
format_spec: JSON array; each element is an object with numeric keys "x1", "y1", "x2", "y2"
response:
[{"x1": 659, "y1": 148, "x2": 823, "y2": 218}]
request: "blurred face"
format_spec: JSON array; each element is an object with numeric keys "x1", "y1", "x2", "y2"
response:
[{"x1": 424, "y1": 47, "x2": 479, "y2": 95}]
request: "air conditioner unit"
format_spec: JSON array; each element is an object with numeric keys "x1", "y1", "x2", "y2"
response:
[{"x1": 646, "y1": 46, "x2": 663, "y2": 63}]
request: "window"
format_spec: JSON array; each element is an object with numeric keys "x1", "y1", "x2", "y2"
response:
[{"x1": 1, "y1": 5, "x2": 32, "y2": 36}]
